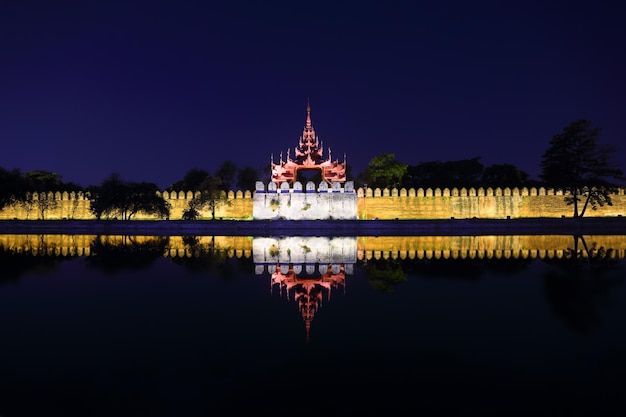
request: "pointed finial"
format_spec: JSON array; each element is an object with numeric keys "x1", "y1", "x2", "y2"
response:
[{"x1": 305, "y1": 98, "x2": 312, "y2": 128}]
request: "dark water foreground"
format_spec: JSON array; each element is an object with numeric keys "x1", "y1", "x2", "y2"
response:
[
  {"x1": 1, "y1": 231, "x2": 626, "y2": 417},
  {"x1": 2, "y1": 217, "x2": 626, "y2": 236}
]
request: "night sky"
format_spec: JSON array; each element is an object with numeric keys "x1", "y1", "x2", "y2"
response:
[{"x1": 1, "y1": 0, "x2": 624, "y2": 189}]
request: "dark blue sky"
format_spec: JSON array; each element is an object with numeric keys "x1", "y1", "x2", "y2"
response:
[{"x1": 1, "y1": 0, "x2": 624, "y2": 189}]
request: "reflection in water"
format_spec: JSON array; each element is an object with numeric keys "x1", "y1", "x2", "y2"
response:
[
  {"x1": 0, "y1": 233, "x2": 624, "y2": 337},
  {"x1": 253, "y1": 237, "x2": 355, "y2": 341},
  {"x1": 2, "y1": 234, "x2": 625, "y2": 261},
  {"x1": 542, "y1": 235, "x2": 624, "y2": 334},
  {"x1": 169, "y1": 235, "x2": 235, "y2": 278},
  {"x1": 269, "y1": 262, "x2": 346, "y2": 342},
  {"x1": 1, "y1": 233, "x2": 626, "y2": 415},
  {"x1": 363, "y1": 257, "x2": 408, "y2": 292},
  {"x1": 84, "y1": 235, "x2": 170, "y2": 273},
  {"x1": 0, "y1": 246, "x2": 65, "y2": 284},
  {"x1": 1, "y1": 234, "x2": 624, "y2": 333}
]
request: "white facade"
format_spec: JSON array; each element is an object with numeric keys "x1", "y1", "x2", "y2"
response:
[{"x1": 253, "y1": 181, "x2": 357, "y2": 220}]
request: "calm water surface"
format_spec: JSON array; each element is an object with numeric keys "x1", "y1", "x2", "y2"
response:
[{"x1": 1, "y1": 234, "x2": 625, "y2": 417}]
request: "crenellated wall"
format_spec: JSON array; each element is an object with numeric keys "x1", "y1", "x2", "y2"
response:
[
  {"x1": 253, "y1": 181, "x2": 357, "y2": 220},
  {"x1": 160, "y1": 190, "x2": 253, "y2": 220},
  {"x1": 0, "y1": 186, "x2": 624, "y2": 220},
  {"x1": 0, "y1": 190, "x2": 254, "y2": 220},
  {"x1": 356, "y1": 186, "x2": 626, "y2": 219}
]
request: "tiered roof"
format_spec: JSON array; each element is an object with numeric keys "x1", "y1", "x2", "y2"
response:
[{"x1": 271, "y1": 101, "x2": 347, "y2": 185}]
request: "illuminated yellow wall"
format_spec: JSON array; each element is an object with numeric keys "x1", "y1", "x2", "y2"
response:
[
  {"x1": 0, "y1": 187, "x2": 624, "y2": 220},
  {"x1": 0, "y1": 190, "x2": 253, "y2": 220},
  {"x1": 356, "y1": 187, "x2": 626, "y2": 219}
]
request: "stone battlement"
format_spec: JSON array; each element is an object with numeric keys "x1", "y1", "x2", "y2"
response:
[
  {"x1": 1, "y1": 186, "x2": 624, "y2": 220},
  {"x1": 358, "y1": 186, "x2": 626, "y2": 197},
  {"x1": 255, "y1": 180, "x2": 355, "y2": 194}
]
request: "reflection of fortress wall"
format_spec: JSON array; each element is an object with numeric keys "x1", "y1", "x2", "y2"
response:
[
  {"x1": 1, "y1": 187, "x2": 624, "y2": 220},
  {"x1": 165, "y1": 235, "x2": 253, "y2": 258},
  {"x1": 3, "y1": 234, "x2": 623, "y2": 260},
  {"x1": 0, "y1": 235, "x2": 253, "y2": 258},
  {"x1": 357, "y1": 235, "x2": 626, "y2": 260},
  {"x1": 0, "y1": 234, "x2": 97, "y2": 256},
  {"x1": 252, "y1": 236, "x2": 357, "y2": 264},
  {"x1": 253, "y1": 181, "x2": 357, "y2": 220}
]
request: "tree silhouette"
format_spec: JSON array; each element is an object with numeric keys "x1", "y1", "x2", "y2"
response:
[
  {"x1": 481, "y1": 163, "x2": 533, "y2": 188},
  {"x1": 0, "y1": 167, "x2": 25, "y2": 210},
  {"x1": 185, "y1": 175, "x2": 230, "y2": 220},
  {"x1": 167, "y1": 168, "x2": 211, "y2": 192},
  {"x1": 359, "y1": 152, "x2": 407, "y2": 189},
  {"x1": 215, "y1": 160, "x2": 238, "y2": 191},
  {"x1": 236, "y1": 166, "x2": 259, "y2": 191},
  {"x1": 88, "y1": 174, "x2": 171, "y2": 220},
  {"x1": 540, "y1": 119, "x2": 624, "y2": 218},
  {"x1": 402, "y1": 157, "x2": 484, "y2": 189}
]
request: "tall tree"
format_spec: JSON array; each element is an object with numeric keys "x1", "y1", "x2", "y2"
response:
[
  {"x1": 236, "y1": 166, "x2": 259, "y2": 191},
  {"x1": 402, "y1": 157, "x2": 484, "y2": 189},
  {"x1": 540, "y1": 119, "x2": 624, "y2": 218},
  {"x1": 481, "y1": 164, "x2": 532, "y2": 188},
  {"x1": 183, "y1": 174, "x2": 230, "y2": 220},
  {"x1": 359, "y1": 152, "x2": 407, "y2": 189},
  {"x1": 0, "y1": 167, "x2": 26, "y2": 210},
  {"x1": 88, "y1": 174, "x2": 170, "y2": 220},
  {"x1": 168, "y1": 168, "x2": 211, "y2": 192},
  {"x1": 24, "y1": 170, "x2": 63, "y2": 191},
  {"x1": 215, "y1": 160, "x2": 238, "y2": 191},
  {"x1": 11, "y1": 170, "x2": 83, "y2": 219}
]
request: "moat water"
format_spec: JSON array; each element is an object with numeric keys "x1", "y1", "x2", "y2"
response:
[{"x1": 1, "y1": 234, "x2": 625, "y2": 417}]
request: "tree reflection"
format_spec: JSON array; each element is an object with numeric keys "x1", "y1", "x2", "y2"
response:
[
  {"x1": 83, "y1": 235, "x2": 169, "y2": 274},
  {"x1": 542, "y1": 235, "x2": 623, "y2": 334},
  {"x1": 169, "y1": 236, "x2": 236, "y2": 279},
  {"x1": 364, "y1": 258, "x2": 408, "y2": 293},
  {"x1": 0, "y1": 246, "x2": 66, "y2": 284}
]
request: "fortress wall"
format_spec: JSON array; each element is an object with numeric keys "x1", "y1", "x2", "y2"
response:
[
  {"x1": 0, "y1": 190, "x2": 254, "y2": 220},
  {"x1": 160, "y1": 190, "x2": 253, "y2": 220},
  {"x1": 1, "y1": 187, "x2": 624, "y2": 220},
  {"x1": 357, "y1": 187, "x2": 626, "y2": 219},
  {"x1": 0, "y1": 191, "x2": 93, "y2": 220}
]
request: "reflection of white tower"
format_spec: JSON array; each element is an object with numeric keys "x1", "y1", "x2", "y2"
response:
[
  {"x1": 253, "y1": 236, "x2": 357, "y2": 264},
  {"x1": 253, "y1": 236, "x2": 356, "y2": 342}
]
